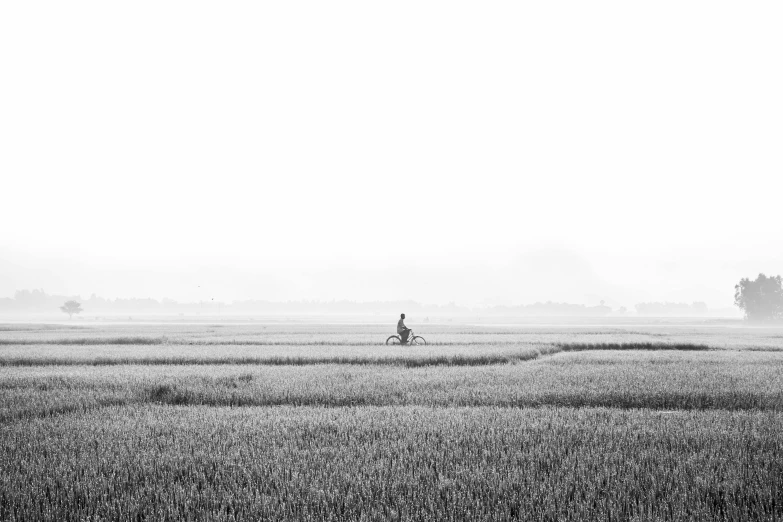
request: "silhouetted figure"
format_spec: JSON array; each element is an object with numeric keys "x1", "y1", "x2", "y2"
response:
[{"x1": 397, "y1": 313, "x2": 411, "y2": 344}]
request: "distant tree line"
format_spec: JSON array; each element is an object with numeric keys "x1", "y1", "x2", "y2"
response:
[
  {"x1": 1, "y1": 290, "x2": 187, "y2": 313},
  {"x1": 482, "y1": 302, "x2": 613, "y2": 317},
  {"x1": 2, "y1": 293, "x2": 617, "y2": 316},
  {"x1": 635, "y1": 302, "x2": 708, "y2": 316},
  {"x1": 0, "y1": 289, "x2": 737, "y2": 318}
]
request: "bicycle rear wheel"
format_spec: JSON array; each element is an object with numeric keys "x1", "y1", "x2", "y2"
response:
[
  {"x1": 410, "y1": 336, "x2": 426, "y2": 345},
  {"x1": 385, "y1": 335, "x2": 402, "y2": 345}
]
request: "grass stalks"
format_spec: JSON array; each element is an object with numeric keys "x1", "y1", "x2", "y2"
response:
[
  {"x1": 556, "y1": 342, "x2": 711, "y2": 351},
  {"x1": 0, "y1": 337, "x2": 166, "y2": 345},
  {"x1": 0, "y1": 351, "x2": 543, "y2": 367}
]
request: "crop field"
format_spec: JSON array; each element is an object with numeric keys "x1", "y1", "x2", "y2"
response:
[{"x1": 1, "y1": 321, "x2": 782, "y2": 520}]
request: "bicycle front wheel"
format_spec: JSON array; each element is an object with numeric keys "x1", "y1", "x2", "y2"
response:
[
  {"x1": 386, "y1": 335, "x2": 402, "y2": 345},
  {"x1": 410, "y1": 336, "x2": 427, "y2": 346}
]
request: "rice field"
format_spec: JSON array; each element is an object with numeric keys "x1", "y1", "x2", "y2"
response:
[
  {"x1": 2, "y1": 321, "x2": 783, "y2": 349},
  {"x1": 1, "y1": 321, "x2": 782, "y2": 520}
]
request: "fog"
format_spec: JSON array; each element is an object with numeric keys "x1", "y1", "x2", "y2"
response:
[{"x1": 2, "y1": 1, "x2": 781, "y2": 311}]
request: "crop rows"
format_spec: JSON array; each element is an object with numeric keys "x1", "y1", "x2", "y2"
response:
[
  {"x1": 0, "y1": 341, "x2": 725, "y2": 367},
  {"x1": 2, "y1": 351, "x2": 782, "y2": 421},
  {"x1": 3, "y1": 323, "x2": 783, "y2": 349},
  {"x1": 1, "y1": 405, "x2": 781, "y2": 521},
  {"x1": 2, "y1": 323, "x2": 782, "y2": 520}
]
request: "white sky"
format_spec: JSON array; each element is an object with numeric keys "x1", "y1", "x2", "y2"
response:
[{"x1": 1, "y1": 1, "x2": 781, "y2": 307}]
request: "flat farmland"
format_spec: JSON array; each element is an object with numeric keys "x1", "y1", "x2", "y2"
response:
[
  {"x1": 3, "y1": 322, "x2": 783, "y2": 348},
  {"x1": 1, "y1": 322, "x2": 782, "y2": 521}
]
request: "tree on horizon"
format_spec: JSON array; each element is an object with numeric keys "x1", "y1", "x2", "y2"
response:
[
  {"x1": 60, "y1": 300, "x2": 83, "y2": 319},
  {"x1": 734, "y1": 274, "x2": 783, "y2": 322}
]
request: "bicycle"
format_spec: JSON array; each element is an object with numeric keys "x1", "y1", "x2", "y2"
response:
[{"x1": 385, "y1": 331, "x2": 427, "y2": 345}]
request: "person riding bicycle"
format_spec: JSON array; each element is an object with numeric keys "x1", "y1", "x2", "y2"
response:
[{"x1": 397, "y1": 313, "x2": 412, "y2": 344}]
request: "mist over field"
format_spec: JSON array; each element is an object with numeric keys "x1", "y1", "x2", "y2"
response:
[
  {"x1": 0, "y1": 244, "x2": 760, "y2": 314},
  {"x1": 2, "y1": 1, "x2": 782, "y2": 519},
  {"x1": 2, "y1": 2, "x2": 782, "y2": 311}
]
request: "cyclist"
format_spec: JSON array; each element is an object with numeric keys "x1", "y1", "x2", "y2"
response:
[{"x1": 397, "y1": 313, "x2": 411, "y2": 344}]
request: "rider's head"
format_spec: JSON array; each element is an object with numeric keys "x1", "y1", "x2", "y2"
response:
[{"x1": 401, "y1": 313, "x2": 405, "y2": 319}]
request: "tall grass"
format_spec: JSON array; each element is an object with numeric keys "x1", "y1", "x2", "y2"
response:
[
  {"x1": 0, "y1": 352, "x2": 542, "y2": 367},
  {"x1": 556, "y1": 341, "x2": 711, "y2": 351},
  {"x1": 0, "y1": 336, "x2": 166, "y2": 345},
  {"x1": 1, "y1": 406, "x2": 780, "y2": 521},
  {"x1": 1, "y1": 322, "x2": 782, "y2": 520},
  {"x1": 0, "y1": 342, "x2": 721, "y2": 368},
  {"x1": 0, "y1": 347, "x2": 548, "y2": 367},
  {"x1": 2, "y1": 351, "x2": 782, "y2": 421}
]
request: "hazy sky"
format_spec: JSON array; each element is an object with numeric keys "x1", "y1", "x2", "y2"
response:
[{"x1": 1, "y1": 1, "x2": 781, "y2": 308}]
